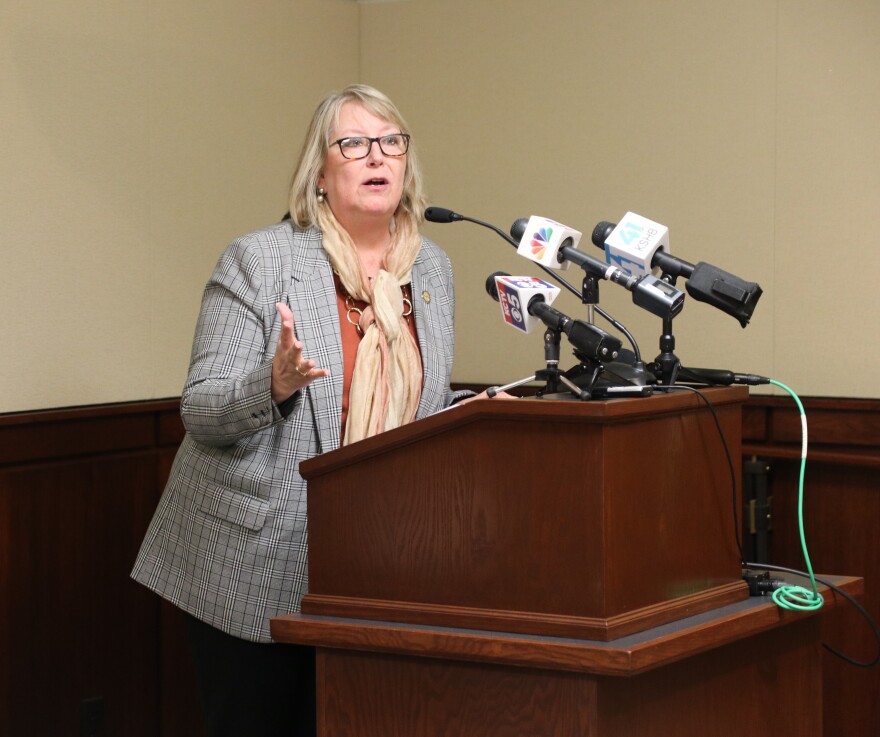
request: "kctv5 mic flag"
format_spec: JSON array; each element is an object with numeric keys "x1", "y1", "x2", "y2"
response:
[{"x1": 491, "y1": 275, "x2": 561, "y2": 333}]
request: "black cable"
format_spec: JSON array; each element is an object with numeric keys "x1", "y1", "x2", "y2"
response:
[
  {"x1": 658, "y1": 384, "x2": 879, "y2": 669},
  {"x1": 654, "y1": 384, "x2": 744, "y2": 564},
  {"x1": 742, "y1": 562, "x2": 880, "y2": 669}
]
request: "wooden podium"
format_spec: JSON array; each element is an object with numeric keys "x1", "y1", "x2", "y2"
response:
[
  {"x1": 271, "y1": 388, "x2": 858, "y2": 735},
  {"x1": 300, "y1": 388, "x2": 748, "y2": 640}
]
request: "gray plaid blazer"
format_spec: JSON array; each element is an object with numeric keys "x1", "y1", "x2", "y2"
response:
[{"x1": 132, "y1": 221, "x2": 468, "y2": 642}]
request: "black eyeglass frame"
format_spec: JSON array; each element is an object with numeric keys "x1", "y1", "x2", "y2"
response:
[{"x1": 330, "y1": 133, "x2": 411, "y2": 160}]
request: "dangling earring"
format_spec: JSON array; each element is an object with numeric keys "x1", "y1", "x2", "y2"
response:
[{"x1": 316, "y1": 187, "x2": 326, "y2": 203}]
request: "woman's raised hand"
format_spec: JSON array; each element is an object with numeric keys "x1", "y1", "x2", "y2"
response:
[{"x1": 271, "y1": 303, "x2": 330, "y2": 404}]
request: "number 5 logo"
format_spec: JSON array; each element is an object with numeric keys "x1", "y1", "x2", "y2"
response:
[{"x1": 507, "y1": 292, "x2": 523, "y2": 324}]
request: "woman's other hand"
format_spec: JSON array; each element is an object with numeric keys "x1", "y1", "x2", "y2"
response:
[{"x1": 458, "y1": 389, "x2": 517, "y2": 405}]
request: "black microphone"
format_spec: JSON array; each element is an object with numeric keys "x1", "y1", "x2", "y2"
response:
[
  {"x1": 511, "y1": 217, "x2": 685, "y2": 319},
  {"x1": 486, "y1": 272, "x2": 621, "y2": 362},
  {"x1": 425, "y1": 206, "x2": 519, "y2": 247},
  {"x1": 424, "y1": 206, "x2": 464, "y2": 223},
  {"x1": 590, "y1": 219, "x2": 692, "y2": 278},
  {"x1": 676, "y1": 366, "x2": 770, "y2": 386},
  {"x1": 591, "y1": 219, "x2": 762, "y2": 327}
]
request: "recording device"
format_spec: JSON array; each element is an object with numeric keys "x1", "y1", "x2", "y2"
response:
[
  {"x1": 486, "y1": 272, "x2": 621, "y2": 362},
  {"x1": 591, "y1": 216, "x2": 763, "y2": 327},
  {"x1": 511, "y1": 216, "x2": 685, "y2": 319}
]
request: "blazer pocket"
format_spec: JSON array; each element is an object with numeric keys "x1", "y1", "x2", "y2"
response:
[{"x1": 196, "y1": 483, "x2": 270, "y2": 532}]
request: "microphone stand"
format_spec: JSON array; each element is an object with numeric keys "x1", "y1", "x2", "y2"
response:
[
  {"x1": 489, "y1": 327, "x2": 589, "y2": 401},
  {"x1": 651, "y1": 315, "x2": 681, "y2": 386},
  {"x1": 534, "y1": 327, "x2": 590, "y2": 400},
  {"x1": 567, "y1": 271, "x2": 650, "y2": 389},
  {"x1": 580, "y1": 272, "x2": 601, "y2": 325},
  {"x1": 649, "y1": 273, "x2": 683, "y2": 386}
]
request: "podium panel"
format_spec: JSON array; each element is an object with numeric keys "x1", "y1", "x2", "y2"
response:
[
  {"x1": 300, "y1": 388, "x2": 749, "y2": 640},
  {"x1": 312, "y1": 620, "x2": 820, "y2": 737},
  {"x1": 273, "y1": 576, "x2": 861, "y2": 737}
]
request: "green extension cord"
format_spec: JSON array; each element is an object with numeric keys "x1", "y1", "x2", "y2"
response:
[{"x1": 767, "y1": 379, "x2": 824, "y2": 612}]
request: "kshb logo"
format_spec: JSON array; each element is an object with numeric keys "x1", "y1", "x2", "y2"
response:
[
  {"x1": 604, "y1": 213, "x2": 668, "y2": 277},
  {"x1": 614, "y1": 221, "x2": 659, "y2": 259}
]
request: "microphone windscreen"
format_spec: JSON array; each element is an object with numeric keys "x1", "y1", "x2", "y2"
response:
[
  {"x1": 591, "y1": 221, "x2": 616, "y2": 248},
  {"x1": 509, "y1": 218, "x2": 529, "y2": 242},
  {"x1": 424, "y1": 206, "x2": 459, "y2": 223},
  {"x1": 485, "y1": 271, "x2": 509, "y2": 301}
]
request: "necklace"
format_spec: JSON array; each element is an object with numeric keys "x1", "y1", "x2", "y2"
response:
[{"x1": 334, "y1": 274, "x2": 412, "y2": 337}]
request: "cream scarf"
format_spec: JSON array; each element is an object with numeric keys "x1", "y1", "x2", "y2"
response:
[{"x1": 317, "y1": 209, "x2": 423, "y2": 445}]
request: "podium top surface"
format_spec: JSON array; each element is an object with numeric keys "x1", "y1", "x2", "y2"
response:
[{"x1": 300, "y1": 385, "x2": 748, "y2": 479}]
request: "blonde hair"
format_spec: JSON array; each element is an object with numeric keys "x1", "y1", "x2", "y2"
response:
[{"x1": 289, "y1": 85, "x2": 427, "y2": 232}]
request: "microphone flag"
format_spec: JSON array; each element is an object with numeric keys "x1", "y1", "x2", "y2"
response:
[
  {"x1": 515, "y1": 216, "x2": 582, "y2": 270},
  {"x1": 493, "y1": 275, "x2": 561, "y2": 333},
  {"x1": 602, "y1": 212, "x2": 670, "y2": 278}
]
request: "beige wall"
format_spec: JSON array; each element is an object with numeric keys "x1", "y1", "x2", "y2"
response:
[
  {"x1": 2, "y1": 0, "x2": 878, "y2": 412},
  {"x1": 363, "y1": 0, "x2": 880, "y2": 399},
  {"x1": 0, "y1": 0, "x2": 359, "y2": 412}
]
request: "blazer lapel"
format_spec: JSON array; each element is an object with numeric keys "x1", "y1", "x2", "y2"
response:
[{"x1": 284, "y1": 226, "x2": 344, "y2": 455}]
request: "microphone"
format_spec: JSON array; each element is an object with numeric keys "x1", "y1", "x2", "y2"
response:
[
  {"x1": 676, "y1": 366, "x2": 770, "y2": 386},
  {"x1": 512, "y1": 216, "x2": 582, "y2": 271},
  {"x1": 511, "y1": 217, "x2": 685, "y2": 319},
  {"x1": 425, "y1": 204, "x2": 645, "y2": 363},
  {"x1": 592, "y1": 216, "x2": 763, "y2": 327},
  {"x1": 424, "y1": 206, "x2": 464, "y2": 224},
  {"x1": 590, "y1": 213, "x2": 672, "y2": 278},
  {"x1": 425, "y1": 206, "x2": 520, "y2": 248},
  {"x1": 485, "y1": 273, "x2": 561, "y2": 334},
  {"x1": 486, "y1": 272, "x2": 621, "y2": 362}
]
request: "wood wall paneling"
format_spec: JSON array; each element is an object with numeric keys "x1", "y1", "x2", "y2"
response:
[
  {"x1": 743, "y1": 396, "x2": 880, "y2": 736},
  {"x1": 0, "y1": 401, "x2": 203, "y2": 737},
  {"x1": 1, "y1": 394, "x2": 877, "y2": 735}
]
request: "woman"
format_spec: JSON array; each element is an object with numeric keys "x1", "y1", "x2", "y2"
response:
[{"x1": 132, "y1": 84, "x2": 475, "y2": 736}]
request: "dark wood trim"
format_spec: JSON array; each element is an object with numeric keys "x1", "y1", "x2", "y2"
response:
[
  {"x1": 0, "y1": 398, "x2": 182, "y2": 466},
  {"x1": 743, "y1": 394, "x2": 880, "y2": 460}
]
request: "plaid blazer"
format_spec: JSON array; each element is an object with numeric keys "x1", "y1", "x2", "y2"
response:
[{"x1": 132, "y1": 221, "x2": 467, "y2": 642}]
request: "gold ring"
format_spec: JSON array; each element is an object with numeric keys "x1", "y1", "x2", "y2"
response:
[{"x1": 295, "y1": 365, "x2": 309, "y2": 377}]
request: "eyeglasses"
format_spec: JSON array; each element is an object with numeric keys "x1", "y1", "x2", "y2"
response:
[{"x1": 331, "y1": 133, "x2": 411, "y2": 160}]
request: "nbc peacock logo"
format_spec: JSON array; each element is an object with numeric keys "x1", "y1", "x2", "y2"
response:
[{"x1": 530, "y1": 228, "x2": 552, "y2": 260}]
